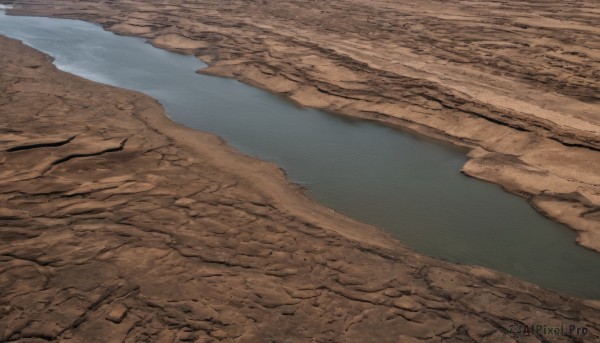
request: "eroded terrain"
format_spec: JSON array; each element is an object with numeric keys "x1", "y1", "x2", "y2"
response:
[
  {"x1": 1, "y1": 36, "x2": 600, "y2": 342},
  {"x1": 3, "y1": 0, "x2": 599, "y2": 251}
]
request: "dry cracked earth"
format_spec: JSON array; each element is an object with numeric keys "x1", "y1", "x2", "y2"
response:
[
  {"x1": 5, "y1": 0, "x2": 599, "y2": 253},
  {"x1": 2, "y1": 34, "x2": 600, "y2": 342}
]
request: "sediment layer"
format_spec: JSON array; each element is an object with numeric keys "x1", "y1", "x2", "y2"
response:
[
  {"x1": 1, "y1": 35, "x2": 600, "y2": 342},
  {"x1": 4, "y1": 0, "x2": 598, "y2": 251}
]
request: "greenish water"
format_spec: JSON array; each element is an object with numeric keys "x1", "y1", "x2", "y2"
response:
[{"x1": 1, "y1": 11, "x2": 599, "y2": 298}]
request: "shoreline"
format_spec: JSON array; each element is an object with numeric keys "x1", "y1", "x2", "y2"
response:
[
  {"x1": 154, "y1": 32, "x2": 600, "y2": 255},
  {"x1": 0, "y1": 29, "x2": 600, "y2": 342},
  {"x1": 1, "y1": 34, "x2": 600, "y2": 341},
  {"x1": 3, "y1": 0, "x2": 598, "y2": 252},
  {"x1": 132, "y1": 76, "x2": 400, "y2": 252}
]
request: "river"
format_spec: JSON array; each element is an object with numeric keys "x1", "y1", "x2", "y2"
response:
[{"x1": 1, "y1": 10, "x2": 599, "y2": 298}]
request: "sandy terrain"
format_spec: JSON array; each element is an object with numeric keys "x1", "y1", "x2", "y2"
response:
[
  {"x1": 2, "y1": 35, "x2": 600, "y2": 342},
  {"x1": 4, "y1": 0, "x2": 598, "y2": 252}
]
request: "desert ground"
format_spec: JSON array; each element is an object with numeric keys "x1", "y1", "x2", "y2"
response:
[
  {"x1": 3, "y1": 0, "x2": 599, "y2": 252},
  {"x1": 1, "y1": 0, "x2": 600, "y2": 342},
  {"x1": 1, "y1": 34, "x2": 600, "y2": 342}
]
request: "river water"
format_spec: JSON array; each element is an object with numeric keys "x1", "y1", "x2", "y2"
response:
[{"x1": 1, "y1": 11, "x2": 599, "y2": 298}]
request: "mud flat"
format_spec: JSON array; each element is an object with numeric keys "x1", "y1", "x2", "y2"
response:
[
  {"x1": 3, "y1": 0, "x2": 598, "y2": 252},
  {"x1": 2, "y1": 35, "x2": 600, "y2": 342}
]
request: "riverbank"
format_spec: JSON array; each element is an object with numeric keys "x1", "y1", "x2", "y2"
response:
[
  {"x1": 1, "y1": 35, "x2": 599, "y2": 342},
  {"x1": 4, "y1": 0, "x2": 598, "y2": 252}
]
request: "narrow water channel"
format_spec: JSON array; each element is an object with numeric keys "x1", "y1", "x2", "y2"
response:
[{"x1": 2, "y1": 11, "x2": 599, "y2": 298}]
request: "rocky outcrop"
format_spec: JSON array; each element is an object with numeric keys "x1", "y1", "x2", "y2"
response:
[{"x1": 1, "y1": 35, "x2": 599, "y2": 343}]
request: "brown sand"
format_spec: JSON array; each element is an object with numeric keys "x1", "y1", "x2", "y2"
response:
[
  {"x1": 1, "y1": 35, "x2": 600, "y2": 342},
  {"x1": 4, "y1": 0, "x2": 598, "y2": 252}
]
